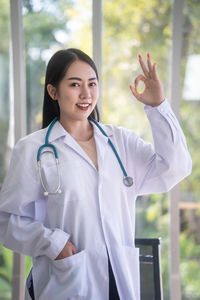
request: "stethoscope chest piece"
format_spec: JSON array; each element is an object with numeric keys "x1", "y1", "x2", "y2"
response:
[
  {"x1": 123, "y1": 176, "x2": 134, "y2": 187},
  {"x1": 88, "y1": 117, "x2": 134, "y2": 188}
]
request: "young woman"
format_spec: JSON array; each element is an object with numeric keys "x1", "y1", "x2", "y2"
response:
[{"x1": 0, "y1": 48, "x2": 192, "y2": 300}]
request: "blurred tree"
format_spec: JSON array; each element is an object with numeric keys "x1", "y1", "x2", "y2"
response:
[
  {"x1": 23, "y1": 0, "x2": 73, "y2": 132},
  {"x1": 0, "y1": 246, "x2": 12, "y2": 299},
  {"x1": 179, "y1": 1, "x2": 200, "y2": 298}
]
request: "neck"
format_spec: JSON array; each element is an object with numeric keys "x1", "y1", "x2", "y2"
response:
[{"x1": 59, "y1": 116, "x2": 93, "y2": 141}]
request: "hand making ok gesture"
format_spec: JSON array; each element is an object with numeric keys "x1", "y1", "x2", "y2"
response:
[{"x1": 130, "y1": 53, "x2": 165, "y2": 107}]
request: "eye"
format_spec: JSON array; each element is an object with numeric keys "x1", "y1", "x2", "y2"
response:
[
  {"x1": 71, "y1": 82, "x2": 80, "y2": 87},
  {"x1": 90, "y1": 82, "x2": 97, "y2": 87}
]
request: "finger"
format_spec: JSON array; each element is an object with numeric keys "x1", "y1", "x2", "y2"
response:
[
  {"x1": 147, "y1": 53, "x2": 153, "y2": 75},
  {"x1": 129, "y1": 84, "x2": 143, "y2": 101},
  {"x1": 152, "y1": 62, "x2": 159, "y2": 81},
  {"x1": 72, "y1": 244, "x2": 77, "y2": 254},
  {"x1": 67, "y1": 241, "x2": 75, "y2": 256},
  {"x1": 139, "y1": 54, "x2": 150, "y2": 78},
  {"x1": 134, "y1": 74, "x2": 146, "y2": 87},
  {"x1": 67, "y1": 241, "x2": 72, "y2": 248}
]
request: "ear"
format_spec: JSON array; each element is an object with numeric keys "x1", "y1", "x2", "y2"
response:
[{"x1": 47, "y1": 84, "x2": 58, "y2": 100}]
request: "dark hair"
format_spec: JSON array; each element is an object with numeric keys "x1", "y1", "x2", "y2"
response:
[{"x1": 42, "y1": 48, "x2": 100, "y2": 128}]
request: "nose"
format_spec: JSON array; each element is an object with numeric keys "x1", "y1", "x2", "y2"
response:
[{"x1": 80, "y1": 84, "x2": 91, "y2": 99}]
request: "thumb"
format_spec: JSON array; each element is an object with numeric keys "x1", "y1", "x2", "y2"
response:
[{"x1": 129, "y1": 84, "x2": 141, "y2": 100}]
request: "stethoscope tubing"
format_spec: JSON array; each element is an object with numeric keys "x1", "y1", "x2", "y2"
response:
[
  {"x1": 37, "y1": 117, "x2": 133, "y2": 196},
  {"x1": 37, "y1": 117, "x2": 59, "y2": 162},
  {"x1": 88, "y1": 117, "x2": 128, "y2": 177}
]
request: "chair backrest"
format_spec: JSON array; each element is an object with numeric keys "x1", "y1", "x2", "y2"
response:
[{"x1": 135, "y1": 238, "x2": 163, "y2": 300}]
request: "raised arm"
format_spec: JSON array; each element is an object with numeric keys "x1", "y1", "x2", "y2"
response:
[{"x1": 126, "y1": 54, "x2": 192, "y2": 195}]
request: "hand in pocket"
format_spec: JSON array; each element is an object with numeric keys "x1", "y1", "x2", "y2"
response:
[{"x1": 55, "y1": 240, "x2": 77, "y2": 260}]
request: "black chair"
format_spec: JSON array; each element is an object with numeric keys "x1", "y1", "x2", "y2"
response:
[{"x1": 135, "y1": 238, "x2": 163, "y2": 300}]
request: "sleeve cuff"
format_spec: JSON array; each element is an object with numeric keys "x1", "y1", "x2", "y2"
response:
[
  {"x1": 46, "y1": 228, "x2": 70, "y2": 260},
  {"x1": 144, "y1": 98, "x2": 171, "y2": 115}
]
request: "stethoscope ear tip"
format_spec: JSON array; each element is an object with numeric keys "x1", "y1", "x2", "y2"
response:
[{"x1": 43, "y1": 189, "x2": 62, "y2": 196}]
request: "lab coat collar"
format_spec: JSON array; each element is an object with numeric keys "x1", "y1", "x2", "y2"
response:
[
  {"x1": 48, "y1": 121, "x2": 68, "y2": 143},
  {"x1": 89, "y1": 119, "x2": 113, "y2": 138},
  {"x1": 48, "y1": 119, "x2": 113, "y2": 143},
  {"x1": 47, "y1": 119, "x2": 113, "y2": 171}
]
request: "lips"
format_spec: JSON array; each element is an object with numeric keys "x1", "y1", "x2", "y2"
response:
[{"x1": 76, "y1": 103, "x2": 90, "y2": 110}]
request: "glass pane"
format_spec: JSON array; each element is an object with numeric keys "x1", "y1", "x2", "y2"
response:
[
  {"x1": 180, "y1": 1, "x2": 200, "y2": 299},
  {"x1": 0, "y1": 1, "x2": 13, "y2": 299},
  {"x1": 22, "y1": 0, "x2": 92, "y2": 133},
  {"x1": 102, "y1": 0, "x2": 172, "y2": 298}
]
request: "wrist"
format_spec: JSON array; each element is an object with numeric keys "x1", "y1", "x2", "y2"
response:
[
  {"x1": 150, "y1": 98, "x2": 165, "y2": 107},
  {"x1": 152, "y1": 101, "x2": 164, "y2": 107},
  {"x1": 144, "y1": 98, "x2": 167, "y2": 111}
]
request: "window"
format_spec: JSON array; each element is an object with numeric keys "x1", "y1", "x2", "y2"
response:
[
  {"x1": 179, "y1": 1, "x2": 200, "y2": 298},
  {"x1": 103, "y1": 0, "x2": 172, "y2": 297}
]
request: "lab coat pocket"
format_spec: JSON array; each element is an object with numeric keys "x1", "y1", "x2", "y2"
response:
[{"x1": 40, "y1": 250, "x2": 88, "y2": 300}]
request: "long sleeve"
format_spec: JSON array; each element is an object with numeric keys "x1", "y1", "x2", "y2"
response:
[
  {"x1": 125, "y1": 99, "x2": 192, "y2": 196},
  {"x1": 0, "y1": 137, "x2": 70, "y2": 260}
]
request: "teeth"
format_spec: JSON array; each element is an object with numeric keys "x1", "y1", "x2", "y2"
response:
[{"x1": 77, "y1": 104, "x2": 90, "y2": 107}]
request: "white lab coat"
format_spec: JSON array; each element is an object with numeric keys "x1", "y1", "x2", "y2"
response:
[{"x1": 0, "y1": 100, "x2": 192, "y2": 300}]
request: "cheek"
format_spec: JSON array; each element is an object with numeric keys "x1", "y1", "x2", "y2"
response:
[
  {"x1": 59, "y1": 89, "x2": 77, "y2": 102},
  {"x1": 93, "y1": 88, "x2": 99, "y2": 99}
]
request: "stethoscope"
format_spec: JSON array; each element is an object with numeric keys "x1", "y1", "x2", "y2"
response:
[{"x1": 37, "y1": 117, "x2": 134, "y2": 196}]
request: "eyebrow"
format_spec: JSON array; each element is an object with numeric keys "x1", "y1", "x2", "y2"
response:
[{"x1": 67, "y1": 77, "x2": 97, "y2": 81}]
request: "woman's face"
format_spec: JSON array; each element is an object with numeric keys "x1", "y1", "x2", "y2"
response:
[{"x1": 54, "y1": 60, "x2": 99, "y2": 123}]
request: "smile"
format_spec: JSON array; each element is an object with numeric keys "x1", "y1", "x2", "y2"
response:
[
  {"x1": 77, "y1": 104, "x2": 90, "y2": 107},
  {"x1": 76, "y1": 103, "x2": 91, "y2": 110}
]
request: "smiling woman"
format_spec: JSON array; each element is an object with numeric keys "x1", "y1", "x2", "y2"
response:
[{"x1": 0, "y1": 48, "x2": 192, "y2": 300}]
